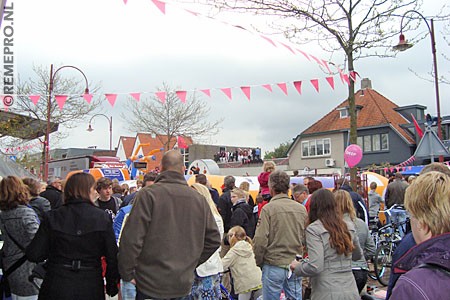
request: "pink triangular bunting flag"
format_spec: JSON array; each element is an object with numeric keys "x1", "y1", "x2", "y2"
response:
[
  {"x1": 309, "y1": 55, "x2": 323, "y2": 67},
  {"x1": 296, "y1": 49, "x2": 311, "y2": 61},
  {"x1": 280, "y1": 43, "x2": 295, "y2": 54},
  {"x1": 123, "y1": 0, "x2": 128, "y2": 4},
  {"x1": 310, "y1": 79, "x2": 319, "y2": 92},
  {"x1": 55, "y1": 95, "x2": 68, "y2": 111},
  {"x1": 262, "y1": 84, "x2": 272, "y2": 92},
  {"x1": 130, "y1": 93, "x2": 141, "y2": 102},
  {"x1": 185, "y1": 9, "x2": 199, "y2": 16},
  {"x1": 342, "y1": 74, "x2": 350, "y2": 85},
  {"x1": 200, "y1": 89, "x2": 211, "y2": 97},
  {"x1": 220, "y1": 88, "x2": 232, "y2": 100},
  {"x1": 293, "y1": 81, "x2": 302, "y2": 95},
  {"x1": 29, "y1": 95, "x2": 40, "y2": 105},
  {"x1": 83, "y1": 94, "x2": 93, "y2": 104},
  {"x1": 240, "y1": 86, "x2": 251, "y2": 101},
  {"x1": 322, "y1": 60, "x2": 332, "y2": 73},
  {"x1": 350, "y1": 71, "x2": 359, "y2": 82},
  {"x1": 277, "y1": 83, "x2": 288, "y2": 96},
  {"x1": 176, "y1": 91, "x2": 187, "y2": 103},
  {"x1": 151, "y1": 0, "x2": 166, "y2": 14},
  {"x1": 326, "y1": 77, "x2": 335, "y2": 90},
  {"x1": 155, "y1": 91, "x2": 166, "y2": 104},
  {"x1": 105, "y1": 94, "x2": 118, "y2": 107},
  {"x1": 260, "y1": 35, "x2": 277, "y2": 47}
]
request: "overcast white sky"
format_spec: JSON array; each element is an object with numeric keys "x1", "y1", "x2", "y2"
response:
[{"x1": 10, "y1": 0, "x2": 450, "y2": 155}]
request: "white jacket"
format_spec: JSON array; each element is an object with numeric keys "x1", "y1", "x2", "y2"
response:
[{"x1": 196, "y1": 214, "x2": 224, "y2": 277}]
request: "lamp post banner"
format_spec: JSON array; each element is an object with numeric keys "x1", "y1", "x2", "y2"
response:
[{"x1": 1, "y1": 0, "x2": 15, "y2": 110}]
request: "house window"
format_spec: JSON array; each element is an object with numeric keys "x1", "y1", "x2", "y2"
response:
[
  {"x1": 324, "y1": 139, "x2": 330, "y2": 155},
  {"x1": 381, "y1": 133, "x2": 389, "y2": 150},
  {"x1": 302, "y1": 138, "x2": 331, "y2": 157},
  {"x1": 372, "y1": 134, "x2": 381, "y2": 151},
  {"x1": 302, "y1": 142, "x2": 309, "y2": 157},
  {"x1": 339, "y1": 108, "x2": 348, "y2": 118},
  {"x1": 358, "y1": 133, "x2": 389, "y2": 152},
  {"x1": 364, "y1": 136, "x2": 372, "y2": 152},
  {"x1": 309, "y1": 140, "x2": 316, "y2": 156}
]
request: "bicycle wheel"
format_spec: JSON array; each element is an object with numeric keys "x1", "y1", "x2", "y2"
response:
[{"x1": 374, "y1": 243, "x2": 392, "y2": 286}]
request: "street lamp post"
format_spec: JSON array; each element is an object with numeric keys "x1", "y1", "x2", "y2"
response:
[
  {"x1": 87, "y1": 114, "x2": 113, "y2": 151},
  {"x1": 393, "y1": 10, "x2": 443, "y2": 162},
  {"x1": 44, "y1": 64, "x2": 89, "y2": 181}
]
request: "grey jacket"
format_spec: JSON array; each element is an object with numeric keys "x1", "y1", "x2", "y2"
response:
[
  {"x1": 346, "y1": 215, "x2": 376, "y2": 270},
  {"x1": 0, "y1": 205, "x2": 40, "y2": 296},
  {"x1": 294, "y1": 219, "x2": 362, "y2": 300},
  {"x1": 253, "y1": 193, "x2": 308, "y2": 267}
]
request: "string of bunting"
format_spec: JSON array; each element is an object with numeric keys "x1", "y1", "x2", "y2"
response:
[
  {"x1": 1, "y1": 140, "x2": 43, "y2": 154},
  {"x1": 2, "y1": 72, "x2": 359, "y2": 111},
  {"x1": 124, "y1": 0, "x2": 351, "y2": 78}
]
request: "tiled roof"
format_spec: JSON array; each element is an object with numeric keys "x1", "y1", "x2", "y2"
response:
[
  {"x1": 119, "y1": 136, "x2": 136, "y2": 158},
  {"x1": 134, "y1": 133, "x2": 193, "y2": 170},
  {"x1": 301, "y1": 88, "x2": 415, "y2": 144}
]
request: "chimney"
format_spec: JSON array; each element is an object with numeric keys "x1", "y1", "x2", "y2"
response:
[{"x1": 361, "y1": 78, "x2": 372, "y2": 90}]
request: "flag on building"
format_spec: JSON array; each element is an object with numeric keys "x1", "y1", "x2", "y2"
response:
[{"x1": 411, "y1": 113, "x2": 424, "y2": 138}]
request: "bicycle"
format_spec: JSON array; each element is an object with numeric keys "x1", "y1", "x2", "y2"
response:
[
  {"x1": 373, "y1": 217, "x2": 409, "y2": 286},
  {"x1": 367, "y1": 204, "x2": 406, "y2": 282}
]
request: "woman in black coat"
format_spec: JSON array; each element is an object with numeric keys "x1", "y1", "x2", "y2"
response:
[{"x1": 26, "y1": 173, "x2": 119, "y2": 300}]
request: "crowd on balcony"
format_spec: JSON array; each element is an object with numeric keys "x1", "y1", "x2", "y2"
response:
[{"x1": 213, "y1": 148, "x2": 263, "y2": 164}]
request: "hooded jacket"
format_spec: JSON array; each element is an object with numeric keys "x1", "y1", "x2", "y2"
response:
[
  {"x1": 230, "y1": 200, "x2": 256, "y2": 238},
  {"x1": 391, "y1": 232, "x2": 450, "y2": 300},
  {"x1": 257, "y1": 172, "x2": 270, "y2": 195},
  {"x1": 222, "y1": 240, "x2": 262, "y2": 294}
]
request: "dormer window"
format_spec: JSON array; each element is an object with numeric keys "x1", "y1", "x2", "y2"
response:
[{"x1": 338, "y1": 107, "x2": 349, "y2": 118}]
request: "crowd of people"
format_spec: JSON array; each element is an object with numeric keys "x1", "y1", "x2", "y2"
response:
[
  {"x1": 214, "y1": 148, "x2": 263, "y2": 164},
  {"x1": 0, "y1": 155, "x2": 448, "y2": 300}
]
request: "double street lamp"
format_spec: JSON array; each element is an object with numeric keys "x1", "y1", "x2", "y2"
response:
[
  {"x1": 44, "y1": 64, "x2": 90, "y2": 181},
  {"x1": 87, "y1": 114, "x2": 113, "y2": 151},
  {"x1": 393, "y1": 10, "x2": 443, "y2": 162}
]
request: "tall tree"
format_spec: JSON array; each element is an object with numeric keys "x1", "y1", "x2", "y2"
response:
[
  {"x1": 198, "y1": 0, "x2": 437, "y2": 188},
  {"x1": 123, "y1": 83, "x2": 222, "y2": 151},
  {"x1": 11, "y1": 65, "x2": 102, "y2": 164}
]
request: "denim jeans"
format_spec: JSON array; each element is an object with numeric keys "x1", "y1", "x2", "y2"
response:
[
  {"x1": 262, "y1": 264, "x2": 302, "y2": 300},
  {"x1": 121, "y1": 280, "x2": 136, "y2": 300}
]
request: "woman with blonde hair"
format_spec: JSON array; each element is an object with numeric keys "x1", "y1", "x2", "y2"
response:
[
  {"x1": 188, "y1": 183, "x2": 224, "y2": 299},
  {"x1": 334, "y1": 190, "x2": 376, "y2": 294},
  {"x1": 222, "y1": 225, "x2": 262, "y2": 300},
  {"x1": 390, "y1": 171, "x2": 450, "y2": 300},
  {"x1": 0, "y1": 176, "x2": 40, "y2": 300},
  {"x1": 290, "y1": 189, "x2": 362, "y2": 300},
  {"x1": 239, "y1": 181, "x2": 255, "y2": 207},
  {"x1": 257, "y1": 161, "x2": 275, "y2": 200}
]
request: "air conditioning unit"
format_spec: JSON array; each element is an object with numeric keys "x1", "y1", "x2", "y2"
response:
[{"x1": 325, "y1": 158, "x2": 335, "y2": 167}]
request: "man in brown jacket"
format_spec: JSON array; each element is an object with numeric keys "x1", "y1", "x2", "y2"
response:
[
  {"x1": 253, "y1": 170, "x2": 308, "y2": 300},
  {"x1": 118, "y1": 150, "x2": 221, "y2": 300}
]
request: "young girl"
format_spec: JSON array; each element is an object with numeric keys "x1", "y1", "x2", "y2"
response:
[{"x1": 222, "y1": 226, "x2": 262, "y2": 300}]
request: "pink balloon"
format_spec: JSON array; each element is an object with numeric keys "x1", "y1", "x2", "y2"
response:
[{"x1": 344, "y1": 144, "x2": 363, "y2": 168}]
